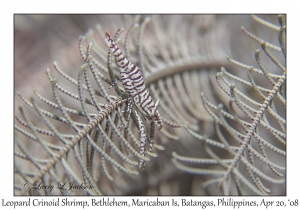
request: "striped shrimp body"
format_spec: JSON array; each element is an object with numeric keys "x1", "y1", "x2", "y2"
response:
[{"x1": 105, "y1": 32, "x2": 163, "y2": 131}]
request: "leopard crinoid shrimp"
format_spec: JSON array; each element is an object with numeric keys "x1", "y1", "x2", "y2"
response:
[
  {"x1": 105, "y1": 32, "x2": 163, "y2": 154},
  {"x1": 105, "y1": 32, "x2": 163, "y2": 130}
]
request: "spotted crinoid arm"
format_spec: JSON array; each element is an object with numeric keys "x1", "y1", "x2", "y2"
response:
[
  {"x1": 134, "y1": 111, "x2": 147, "y2": 171},
  {"x1": 172, "y1": 15, "x2": 286, "y2": 195},
  {"x1": 16, "y1": 72, "x2": 146, "y2": 195},
  {"x1": 15, "y1": 34, "x2": 163, "y2": 195}
]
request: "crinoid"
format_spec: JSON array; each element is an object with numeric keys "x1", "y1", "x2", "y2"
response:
[
  {"x1": 14, "y1": 15, "x2": 285, "y2": 195},
  {"x1": 172, "y1": 15, "x2": 286, "y2": 195}
]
